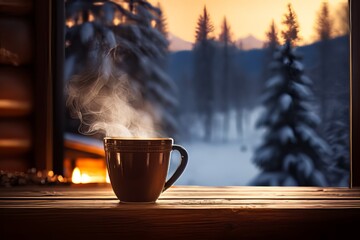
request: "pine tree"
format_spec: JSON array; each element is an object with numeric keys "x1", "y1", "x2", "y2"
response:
[
  {"x1": 315, "y1": 2, "x2": 333, "y2": 41},
  {"x1": 262, "y1": 20, "x2": 280, "y2": 87},
  {"x1": 324, "y1": 103, "x2": 349, "y2": 186},
  {"x1": 281, "y1": 4, "x2": 301, "y2": 46},
  {"x1": 65, "y1": 0, "x2": 178, "y2": 137},
  {"x1": 155, "y1": 3, "x2": 168, "y2": 38},
  {"x1": 337, "y1": 2, "x2": 349, "y2": 36},
  {"x1": 195, "y1": 6, "x2": 214, "y2": 43},
  {"x1": 264, "y1": 20, "x2": 280, "y2": 52},
  {"x1": 250, "y1": 42, "x2": 331, "y2": 186},
  {"x1": 218, "y1": 17, "x2": 234, "y2": 141},
  {"x1": 193, "y1": 6, "x2": 216, "y2": 140},
  {"x1": 314, "y1": 2, "x2": 334, "y2": 127}
]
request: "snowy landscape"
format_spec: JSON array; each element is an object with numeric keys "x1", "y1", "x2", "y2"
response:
[{"x1": 64, "y1": 0, "x2": 350, "y2": 186}]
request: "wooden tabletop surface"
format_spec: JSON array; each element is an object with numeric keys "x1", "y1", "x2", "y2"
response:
[
  {"x1": 1, "y1": 186, "x2": 360, "y2": 239},
  {"x1": 1, "y1": 185, "x2": 360, "y2": 209}
]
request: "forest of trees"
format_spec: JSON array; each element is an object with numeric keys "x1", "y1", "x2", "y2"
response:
[{"x1": 65, "y1": 0, "x2": 350, "y2": 186}]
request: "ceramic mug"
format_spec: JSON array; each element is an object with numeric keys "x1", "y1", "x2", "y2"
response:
[{"x1": 104, "y1": 137, "x2": 188, "y2": 203}]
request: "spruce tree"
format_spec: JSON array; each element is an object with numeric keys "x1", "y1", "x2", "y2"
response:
[
  {"x1": 66, "y1": 0, "x2": 178, "y2": 137},
  {"x1": 281, "y1": 4, "x2": 301, "y2": 46},
  {"x1": 195, "y1": 6, "x2": 214, "y2": 43},
  {"x1": 251, "y1": 42, "x2": 331, "y2": 186},
  {"x1": 314, "y1": 2, "x2": 334, "y2": 128},
  {"x1": 264, "y1": 20, "x2": 280, "y2": 52},
  {"x1": 262, "y1": 20, "x2": 280, "y2": 88},
  {"x1": 324, "y1": 104, "x2": 349, "y2": 186},
  {"x1": 218, "y1": 17, "x2": 234, "y2": 141},
  {"x1": 154, "y1": 3, "x2": 168, "y2": 38},
  {"x1": 193, "y1": 6, "x2": 216, "y2": 140}
]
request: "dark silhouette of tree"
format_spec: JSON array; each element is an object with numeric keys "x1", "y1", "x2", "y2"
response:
[
  {"x1": 193, "y1": 6, "x2": 216, "y2": 140},
  {"x1": 336, "y1": 2, "x2": 349, "y2": 36},
  {"x1": 218, "y1": 17, "x2": 234, "y2": 141},
  {"x1": 315, "y1": 2, "x2": 333, "y2": 41},
  {"x1": 195, "y1": 6, "x2": 214, "y2": 42},
  {"x1": 281, "y1": 4, "x2": 301, "y2": 46},
  {"x1": 250, "y1": 42, "x2": 330, "y2": 186},
  {"x1": 314, "y1": 2, "x2": 334, "y2": 129},
  {"x1": 155, "y1": 2, "x2": 168, "y2": 38},
  {"x1": 264, "y1": 19, "x2": 280, "y2": 51},
  {"x1": 262, "y1": 19, "x2": 280, "y2": 88},
  {"x1": 324, "y1": 100, "x2": 349, "y2": 186}
]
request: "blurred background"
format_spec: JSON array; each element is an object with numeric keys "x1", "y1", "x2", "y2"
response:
[{"x1": 64, "y1": 0, "x2": 350, "y2": 186}]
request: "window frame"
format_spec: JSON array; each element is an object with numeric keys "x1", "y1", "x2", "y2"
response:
[{"x1": 41, "y1": 0, "x2": 360, "y2": 187}]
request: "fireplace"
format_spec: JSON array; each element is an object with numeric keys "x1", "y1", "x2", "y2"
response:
[{"x1": 63, "y1": 133, "x2": 109, "y2": 184}]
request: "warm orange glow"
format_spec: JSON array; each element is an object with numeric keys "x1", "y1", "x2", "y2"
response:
[
  {"x1": 113, "y1": 18, "x2": 121, "y2": 26},
  {"x1": 106, "y1": 169, "x2": 110, "y2": 183},
  {"x1": 66, "y1": 19, "x2": 75, "y2": 28},
  {"x1": 89, "y1": 12, "x2": 95, "y2": 22},
  {"x1": 48, "y1": 170, "x2": 54, "y2": 177},
  {"x1": 0, "y1": 100, "x2": 31, "y2": 111},
  {"x1": 72, "y1": 167, "x2": 82, "y2": 184},
  {"x1": 149, "y1": 0, "x2": 347, "y2": 45},
  {"x1": 0, "y1": 139, "x2": 30, "y2": 148},
  {"x1": 57, "y1": 175, "x2": 65, "y2": 183},
  {"x1": 68, "y1": 159, "x2": 109, "y2": 184}
]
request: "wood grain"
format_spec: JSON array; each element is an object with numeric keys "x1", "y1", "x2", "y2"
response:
[
  {"x1": 0, "y1": 186, "x2": 360, "y2": 239},
  {"x1": 0, "y1": 120, "x2": 32, "y2": 157},
  {"x1": 0, "y1": 66, "x2": 32, "y2": 117},
  {"x1": 0, "y1": 17, "x2": 33, "y2": 66},
  {"x1": 0, "y1": 0, "x2": 33, "y2": 16}
]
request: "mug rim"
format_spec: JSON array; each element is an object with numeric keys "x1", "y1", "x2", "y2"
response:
[{"x1": 104, "y1": 137, "x2": 173, "y2": 141}]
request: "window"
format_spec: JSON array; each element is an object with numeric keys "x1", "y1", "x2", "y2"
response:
[{"x1": 63, "y1": 0, "x2": 354, "y2": 187}]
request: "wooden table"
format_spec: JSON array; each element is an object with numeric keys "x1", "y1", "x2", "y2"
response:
[{"x1": 1, "y1": 186, "x2": 360, "y2": 239}]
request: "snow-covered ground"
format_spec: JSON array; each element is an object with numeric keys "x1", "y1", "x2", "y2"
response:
[{"x1": 170, "y1": 107, "x2": 265, "y2": 186}]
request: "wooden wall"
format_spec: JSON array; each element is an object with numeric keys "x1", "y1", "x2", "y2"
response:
[
  {"x1": 0, "y1": 0, "x2": 34, "y2": 172},
  {"x1": 0, "y1": 0, "x2": 61, "y2": 173}
]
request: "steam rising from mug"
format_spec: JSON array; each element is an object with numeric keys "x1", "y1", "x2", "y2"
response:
[{"x1": 66, "y1": 57, "x2": 159, "y2": 137}]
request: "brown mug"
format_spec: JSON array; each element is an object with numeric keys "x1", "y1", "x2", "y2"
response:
[{"x1": 103, "y1": 137, "x2": 188, "y2": 203}]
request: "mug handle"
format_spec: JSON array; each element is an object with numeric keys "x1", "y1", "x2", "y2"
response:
[{"x1": 163, "y1": 144, "x2": 188, "y2": 192}]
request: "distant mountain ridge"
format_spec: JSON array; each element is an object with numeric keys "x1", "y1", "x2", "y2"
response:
[
  {"x1": 168, "y1": 33, "x2": 264, "y2": 52},
  {"x1": 168, "y1": 33, "x2": 193, "y2": 52},
  {"x1": 236, "y1": 35, "x2": 264, "y2": 50},
  {"x1": 167, "y1": 35, "x2": 349, "y2": 91}
]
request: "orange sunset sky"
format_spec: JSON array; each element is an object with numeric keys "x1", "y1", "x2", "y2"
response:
[{"x1": 148, "y1": 0, "x2": 347, "y2": 45}]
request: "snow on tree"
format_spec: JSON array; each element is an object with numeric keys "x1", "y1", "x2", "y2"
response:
[
  {"x1": 193, "y1": 6, "x2": 216, "y2": 140},
  {"x1": 281, "y1": 4, "x2": 301, "y2": 46},
  {"x1": 65, "y1": 0, "x2": 178, "y2": 137},
  {"x1": 250, "y1": 42, "x2": 331, "y2": 186},
  {"x1": 324, "y1": 107, "x2": 350, "y2": 186}
]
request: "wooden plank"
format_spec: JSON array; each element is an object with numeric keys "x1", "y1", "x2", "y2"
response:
[
  {"x1": 0, "y1": 66, "x2": 32, "y2": 117},
  {"x1": 1, "y1": 186, "x2": 360, "y2": 200},
  {"x1": 1, "y1": 186, "x2": 360, "y2": 239},
  {"x1": 0, "y1": 0, "x2": 33, "y2": 16},
  {"x1": 0, "y1": 120, "x2": 32, "y2": 157},
  {"x1": 0, "y1": 17, "x2": 33, "y2": 66},
  {"x1": 33, "y1": 0, "x2": 52, "y2": 171},
  {"x1": 1, "y1": 198, "x2": 360, "y2": 209},
  {"x1": 351, "y1": 0, "x2": 360, "y2": 187},
  {"x1": 0, "y1": 207, "x2": 359, "y2": 239},
  {"x1": 0, "y1": 158, "x2": 29, "y2": 172}
]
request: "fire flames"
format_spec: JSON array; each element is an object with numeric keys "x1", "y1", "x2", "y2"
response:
[{"x1": 67, "y1": 158, "x2": 110, "y2": 184}]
